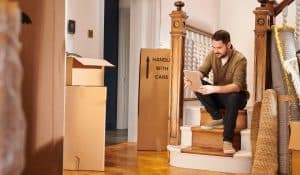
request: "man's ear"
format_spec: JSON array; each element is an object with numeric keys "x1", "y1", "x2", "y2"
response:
[{"x1": 226, "y1": 42, "x2": 232, "y2": 49}]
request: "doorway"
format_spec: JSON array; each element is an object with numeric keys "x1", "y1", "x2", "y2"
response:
[{"x1": 104, "y1": 0, "x2": 130, "y2": 145}]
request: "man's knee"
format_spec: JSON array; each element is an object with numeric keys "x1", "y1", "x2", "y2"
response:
[
  {"x1": 225, "y1": 93, "x2": 247, "y2": 108},
  {"x1": 227, "y1": 92, "x2": 242, "y2": 100},
  {"x1": 195, "y1": 92, "x2": 217, "y2": 105}
]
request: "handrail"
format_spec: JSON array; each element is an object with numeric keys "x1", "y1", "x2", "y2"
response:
[
  {"x1": 274, "y1": 0, "x2": 294, "y2": 16},
  {"x1": 258, "y1": 0, "x2": 271, "y2": 7},
  {"x1": 257, "y1": 0, "x2": 294, "y2": 16},
  {"x1": 185, "y1": 24, "x2": 212, "y2": 37}
]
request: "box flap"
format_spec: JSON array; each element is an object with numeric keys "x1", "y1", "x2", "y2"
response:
[
  {"x1": 289, "y1": 121, "x2": 300, "y2": 150},
  {"x1": 72, "y1": 56, "x2": 114, "y2": 67}
]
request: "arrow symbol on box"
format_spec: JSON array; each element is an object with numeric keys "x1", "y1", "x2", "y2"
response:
[{"x1": 146, "y1": 56, "x2": 150, "y2": 79}]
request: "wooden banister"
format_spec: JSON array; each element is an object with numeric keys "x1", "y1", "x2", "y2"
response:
[
  {"x1": 274, "y1": 0, "x2": 294, "y2": 16},
  {"x1": 258, "y1": 0, "x2": 270, "y2": 7},
  {"x1": 256, "y1": 0, "x2": 295, "y2": 16},
  {"x1": 185, "y1": 24, "x2": 212, "y2": 38}
]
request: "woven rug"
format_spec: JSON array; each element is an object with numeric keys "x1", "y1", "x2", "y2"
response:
[{"x1": 251, "y1": 89, "x2": 278, "y2": 175}]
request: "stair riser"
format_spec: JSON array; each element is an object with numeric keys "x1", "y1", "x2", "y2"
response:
[
  {"x1": 241, "y1": 129, "x2": 251, "y2": 152},
  {"x1": 180, "y1": 126, "x2": 192, "y2": 146},
  {"x1": 192, "y1": 131, "x2": 241, "y2": 150},
  {"x1": 183, "y1": 108, "x2": 201, "y2": 126},
  {"x1": 168, "y1": 148, "x2": 252, "y2": 174},
  {"x1": 200, "y1": 108, "x2": 247, "y2": 130}
]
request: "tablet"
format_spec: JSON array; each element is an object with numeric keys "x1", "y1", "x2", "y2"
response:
[{"x1": 183, "y1": 70, "x2": 202, "y2": 91}]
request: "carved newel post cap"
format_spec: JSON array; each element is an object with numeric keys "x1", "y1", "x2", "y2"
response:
[{"x1": 174, "y1": 1, "x2": 184, "y2": 11}]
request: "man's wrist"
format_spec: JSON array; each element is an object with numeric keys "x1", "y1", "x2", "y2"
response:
[{"x1": 214, "y1": 86, "x2": 221, "y2": 93}]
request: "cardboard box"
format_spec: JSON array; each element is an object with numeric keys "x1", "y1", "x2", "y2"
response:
[
  {"x1": 66, "y1": 56, "x2": 113, "y2": 86},
  {"x1": 289, "y1": 121, "x2": 300, "y2": 175},
  {"x1": 138, "y1": 48, "x2": 171, "y2": 151},
  {"x1": 64, "y1": 86, "x2": 106, "y2": 171}
]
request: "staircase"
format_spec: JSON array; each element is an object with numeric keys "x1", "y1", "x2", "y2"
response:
[{"x1": 168, "y1": 100, "x2": 252, "y2": 174}]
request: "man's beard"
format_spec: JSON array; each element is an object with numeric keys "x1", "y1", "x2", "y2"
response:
[{"x1": 215, "y1": 52, "x2": 227, "y2": 58}]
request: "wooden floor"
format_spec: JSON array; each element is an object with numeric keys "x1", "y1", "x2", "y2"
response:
[
  {"x1": 105, "y1": 129, "x2": 128, "y2": 146},
  {"x1": 64, "y1": 142, "x2": 248, "y2": 175}
]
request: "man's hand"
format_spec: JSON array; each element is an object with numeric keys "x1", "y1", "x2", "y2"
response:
[
  {"x1": 196, "y1": 83, "x2": 241, "y2": 95},
  {"x1": 196, "y1": 85, "x2": 219, "y2": 95}
]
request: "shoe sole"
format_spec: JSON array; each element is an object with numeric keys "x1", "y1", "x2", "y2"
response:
[
  {"x1": 200, "y1": 125, "x2": 224, "y2": 130},
  {"x1": 223, "y1": 150, "x2": 236, "y2": 154}
]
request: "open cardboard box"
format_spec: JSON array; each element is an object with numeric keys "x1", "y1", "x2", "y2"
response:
[
  {"x1": 66, "y1": 56, "x2": 114, "y2": 86},
  {"x1": 64, "y1": 56, "x2": 112, "y2": 171},
  {"x1": 289, "y1": 121, "x2": 300, "y2": 175}
]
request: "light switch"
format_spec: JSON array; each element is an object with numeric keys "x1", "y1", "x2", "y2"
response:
[
  {"x1": 68, "y1": 20, "x2": 76, "y2": 34},
  {"x1": 88, "y1": 30, "x2": 93, "y2": 38}
]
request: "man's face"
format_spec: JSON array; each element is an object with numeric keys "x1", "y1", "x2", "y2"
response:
[{"x1": 212, "y1": 40, "x2": 231, "y2": 58}]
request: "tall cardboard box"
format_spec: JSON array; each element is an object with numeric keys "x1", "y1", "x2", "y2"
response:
[
  {"x1": 66, "y1": 56, "x2": 113, "y2": 86},
  {"x1": 64, "y1": 57, "x2": 113, "y2": 171},
  {"x1": 289, "y1": 121, "x2": 300, "y2": 175},
  {"x1": 64, "y1": 86, "x2": 107, "y2": 171},
  {"x1": 138, "y1": 48, "x2": 171, "y2": 151}
]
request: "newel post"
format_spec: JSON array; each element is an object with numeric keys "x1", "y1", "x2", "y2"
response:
[
  {"x1": 168, "y1": 1, "x2": 188, "y2": 145},
  {"x1": 253, "y1": 0, "x2": 274, "y2": 101}
]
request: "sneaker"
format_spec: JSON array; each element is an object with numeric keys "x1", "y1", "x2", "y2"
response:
[
  {"x1": 200, "y1": 119, "x2": 224, "y2": 130},
  {"x1": 223, "y1": 141, "x2": 236, "y2": 154}
]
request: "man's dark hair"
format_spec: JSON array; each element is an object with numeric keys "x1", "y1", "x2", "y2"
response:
[{"x1": 212, "y1": 30, "x2": 231, "y2": 44}]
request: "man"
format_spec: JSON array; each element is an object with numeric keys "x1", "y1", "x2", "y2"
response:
[{"x1": 185, "y1": 30, "x2": 249, "y2": 154}]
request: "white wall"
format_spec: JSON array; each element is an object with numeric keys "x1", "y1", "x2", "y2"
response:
[
  {"x1": 66, "y1": 0, "x2": 104, "y2": 58},
  {"x1": 219, "y1": 0, "x2": 296, "y2": 105},
  {"x1": 160, "y1": 0, "x2": 220, "y2": 48},
  {"x1": 128, "y1": 0, "x2": 161, "y2": 142},
  {"x1": 219, "y1": 0, "x2": 260, "y2": 105},
  {"x1": 219, "y1": 0, "x2": 259, "y2": 105}
]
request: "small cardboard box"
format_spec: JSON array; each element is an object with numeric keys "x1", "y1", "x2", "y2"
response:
[
  {"x1": 64, "y1": 86, "x2": 107, "y2": 171},
  {"x1": 66, "y1": 56, "x2": 114, "y2": 86},
  {"x1": 289, "y1": 121, "x2": 300, "y2": 175}
]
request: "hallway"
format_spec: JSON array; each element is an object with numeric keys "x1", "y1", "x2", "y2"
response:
[{"x1": 64, "y1": 143, "x2": 247, "y2": 175}]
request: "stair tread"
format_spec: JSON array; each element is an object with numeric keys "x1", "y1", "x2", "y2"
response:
[
  {"x1": 181, "y1": 146, "x2": 233, "y2": 157},
  {"x1": 191, "y1": 127, "x2": 242, "y2": 133},
  {"x1": 200, "y1": 108, "x2": 247, "y2": 113}
]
